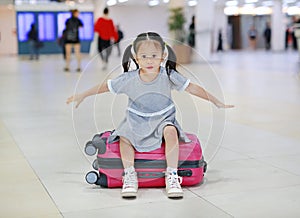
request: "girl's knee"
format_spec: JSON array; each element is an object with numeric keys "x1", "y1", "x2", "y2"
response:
[
  {"x1": 120, "y1": 136, "x2": 131, "y2": 146},
  {"x1": 163, "y1": 125, "x2": 178, "y2": 138}
]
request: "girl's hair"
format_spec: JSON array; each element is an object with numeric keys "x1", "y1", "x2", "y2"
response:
[{"x1": 122, "y1": 32, "x2": 177, "y2": 75}]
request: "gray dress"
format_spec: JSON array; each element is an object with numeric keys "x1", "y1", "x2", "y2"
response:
[{"x1": 107, "y1": 67, "x2": 191, "y2": 152}]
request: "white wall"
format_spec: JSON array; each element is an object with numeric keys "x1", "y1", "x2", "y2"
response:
[
  {"x1": 108, "y1": 5, "x2": 169, "y2": 43},
  {"x1": 0, "y1": 5, "x2": 17, "y2": 55}
]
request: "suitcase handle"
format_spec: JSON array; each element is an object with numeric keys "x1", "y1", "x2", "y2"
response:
[
  {"x1": 136, "y1": 170, "x2": 193, "y2": 178},
  {"x1": 178, "y1": 169, "x2": 192, "y2": 177},
  {"x1": 137, "y1": 172, "x2": 164, "y2": 179}
]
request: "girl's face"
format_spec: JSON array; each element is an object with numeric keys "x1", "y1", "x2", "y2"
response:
[{"x1": 135, "y1": 41, "x2": 164, "y2": 74}]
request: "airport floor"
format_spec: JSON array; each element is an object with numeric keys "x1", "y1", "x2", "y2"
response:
[{"x1": 1, "y1": 49, "x2": 300, "y2": 218}]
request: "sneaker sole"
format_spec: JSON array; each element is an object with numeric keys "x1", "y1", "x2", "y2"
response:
[
  {"x1": 121, "y1": 192, "x2": 137, "y2": 198},
  {"x1": 167, "y1": 192, "x2": 184, "y2": 199}
]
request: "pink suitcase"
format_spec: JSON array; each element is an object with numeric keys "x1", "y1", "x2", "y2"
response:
[{"x1": 85, "y1": 130, "x2": 207, "y2": 188}]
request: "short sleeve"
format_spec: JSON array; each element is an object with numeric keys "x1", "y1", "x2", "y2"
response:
[
  {"x1": 79, "y1": 19, "x2": 83, "y2": 27},
  {"x1": 169, "y1": 70, "x2": 190, "y2": 92},
  {"x1": 107, "y1": 73, "x2": 132, "y2": 94}
]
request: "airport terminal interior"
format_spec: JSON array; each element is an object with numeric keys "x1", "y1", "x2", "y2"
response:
[{"x1": 1, "y1": 0, "x2": 300, "y2": 217}]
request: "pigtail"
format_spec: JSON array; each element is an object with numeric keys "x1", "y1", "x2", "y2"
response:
[
  {"x1": 122, "y1": 44, "x2": 139, "y2": 72},
  {"x1": 165, "y1": 44, "x2": 177, "y2": 76}
]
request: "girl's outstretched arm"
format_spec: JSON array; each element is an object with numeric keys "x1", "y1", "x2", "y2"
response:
[
  {"x1": 185, "y1": 83, "x2": 234, "y2": 108},
  {"x1": 66, "y1": 81, "x2": 109, "y2": 108}
]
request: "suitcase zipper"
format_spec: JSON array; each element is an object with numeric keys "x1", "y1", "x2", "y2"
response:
[{"x1": 98, "y1": 157, "x2": 206, "y2": 169}]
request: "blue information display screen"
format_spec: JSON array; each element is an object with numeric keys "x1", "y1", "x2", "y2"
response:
[
  {"x1": 17, "y1": 13, "x2": 35, "y2": 42},
  {"x1": 38, "y1": 13, "x2": 55, "y2": 41},
  {"x1": 18, "y1": 11, "x2": 94, "y2": 42}
]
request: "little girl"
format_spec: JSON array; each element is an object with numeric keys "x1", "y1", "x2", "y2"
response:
[{"x1": 67, "y1": 32, "x2": 233, "y2": 198}]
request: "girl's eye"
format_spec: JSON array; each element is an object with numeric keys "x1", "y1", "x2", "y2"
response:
[
  {"x1": 141, "y1": 55, "x2": 147, "y2": 59},
  {"x1": 152, "y1": 55, "x2": 157, "y2": 58}
]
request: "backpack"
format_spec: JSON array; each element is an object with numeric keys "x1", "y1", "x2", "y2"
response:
[
  {"x1": 118, "y1": 30, "x2": 123, "y2": 40},
  {"x1": 65, "y1": 18, "x2": 78, "y2": 42}
]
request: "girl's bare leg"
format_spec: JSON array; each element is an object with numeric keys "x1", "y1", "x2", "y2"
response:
[
  {"x1": 119, "y1": 136, "x2": 135, "y2": 168},
  {"x1": 119, "y1": 136, "x2": 138, "y2": 198},
  {"x1": 74, "y1": 43, "x2": 81, "y2": 70},
  {"x1": 65, "y1": 44, "x2": 72, "y2": 70},
  {"x1": 163, "y1": 125, "x2": 179, "y2": 168},
  {"x1": 163, "y1": 125, "x2": 183, "y2": 198}
]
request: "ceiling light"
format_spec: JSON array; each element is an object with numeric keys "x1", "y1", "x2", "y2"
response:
[
  {"x1": 255, "y1": 6, "x2": 272, "y2": 15},
  {"x1": 283, "y1": 0, "x2": 296, "y2": 3},
  {"x1": 148, "y1": 0, "x2": 159, "y2": 7},
  {"x1": 225, "y1": 1, "x2": 238, "y2": 7},
  {"x1": 188, "y1": 0, "x2": 197, "y2": 7},
  {"x1": 262, "y1": 1, "x2": 273, "y2": 6},
  {"x1": 239, "y1": 5, "x2": 255, "y2": 14},
  {"x1": 107, "y1": 0, "x2": 117, "y2": 6},
  {"x1": 287, "y1": 6, "x2": 300, "y2": 15},
  {"x1": 245, "y1": 0, "x2": 258, "y2": 3},
  {"x1": 224, "y1": 6, "x2": 239, "y2": 15}
]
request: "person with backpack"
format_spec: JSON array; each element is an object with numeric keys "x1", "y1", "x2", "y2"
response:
[
  {"x1": 263, "y1": 22, "x2": 271, "y2": 50},
  {"x1": 57, "y1": 28, "x2": 67, "y2": 60},
  {"x1": 114, "y1": 25, "x2": 124, "y2": 57},
  {"x1": 94, "y1": 7, "x2": 119, "y2": 70},
  {"x1": 64, "y1": 9, "x2": 83, "y2": 72},
  {"x1": 27, "y1": 23, "x2": 40, "y2": 60}
]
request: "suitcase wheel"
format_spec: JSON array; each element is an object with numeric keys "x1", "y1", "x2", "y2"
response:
[
  {"x1": 92, "y1": 159, "x2": 99, "y2": 170},
  {"x1": 92, "y1": 136, "x2": 107, "y2": 154},
  {"x1": 84, "y1": 141, "x2": 97, "y2": 156},
  {"x1": 85, "y1": 171, "x2": 99, "y2": 184},
  {"x1": 96, "y1": 173, "x2": 108, "y2": 188}
]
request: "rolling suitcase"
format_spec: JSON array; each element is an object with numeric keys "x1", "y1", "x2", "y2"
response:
[{"x1": 85, "y1": 130, "x2": 207, "y2": 188}]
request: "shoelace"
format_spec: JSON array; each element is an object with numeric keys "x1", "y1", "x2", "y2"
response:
[
  {"x1": 167, "y1": 173, "x2": 183, "y2": 188},
  {"x1": 123, "y1": 172, "x2": 137, "y2": 188}
]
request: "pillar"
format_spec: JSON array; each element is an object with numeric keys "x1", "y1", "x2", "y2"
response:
[
  {"x1": 90, "y1": 0, "x2": 105, "y2": 56},
  {"x1": 271, "y1": 0, "x2": 285, "y2": 51},
  {"x1": 195, "y1": 0, "x2": 215, "y2": 60}
]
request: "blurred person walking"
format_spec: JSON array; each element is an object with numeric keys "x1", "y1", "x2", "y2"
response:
[
  {"x1": 94, "y1": 7, "x2": 119, "y2": 70},
  {"x1": 263, "y1": 22, "x2": 271, "y2": 50},
  {"x1": 114, "y1": 25, "x2": 124, "y2": 57},
  {"x1": 57, "y1": 28, "x2": 67, "y2": 60},
  {"x1": 64, "y1": 9, "x2": 83, "y2": 72},
  {"x1": 27, "y1": 23, "x2": 40, "y2": 60},
  {"x1": 188, "y1": 15, "x2": 195, "y2": 48},
  {"x1": 217, "y1": 29, "x2": 223, "y2": 52},
  {"x1": 248, "y1": 25, "x2": 257, "y2": 50}
]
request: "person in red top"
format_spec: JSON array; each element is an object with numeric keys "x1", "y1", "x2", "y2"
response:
[{"x1": 94, "y1": 7, "x2": 119, "y2": 70}]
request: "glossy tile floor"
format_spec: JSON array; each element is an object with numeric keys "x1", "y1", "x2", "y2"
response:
[{"x1": 1, "y1": 49, "x2": 300, "y2": 218}]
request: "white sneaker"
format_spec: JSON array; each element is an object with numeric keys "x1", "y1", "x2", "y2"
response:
[
  {"x1": 165, "y1": 171, "x2": 183, "y2": 198},
  {"x1": 121, "y1": 170, "x2": 138, "y2": 198}
]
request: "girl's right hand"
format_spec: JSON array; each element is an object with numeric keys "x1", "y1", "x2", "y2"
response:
[{"x1": 66, "y1": 94, "x2": 85, "y2": 108}]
